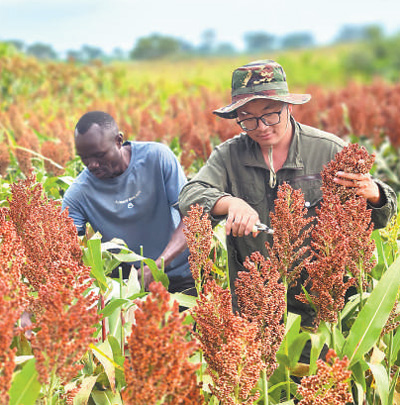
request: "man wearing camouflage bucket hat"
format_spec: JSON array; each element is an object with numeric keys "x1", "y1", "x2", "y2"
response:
[{"x1": 179, "y1": 59, "x2": 396, "y2": 357}]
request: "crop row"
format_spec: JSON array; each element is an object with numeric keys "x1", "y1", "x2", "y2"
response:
[{"x1": 1, "y1": 53, "x2": 400, "y2": 181}]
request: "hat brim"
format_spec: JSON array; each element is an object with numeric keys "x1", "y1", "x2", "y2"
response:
[{"x1": 213, "y1": 93, "x2": 311, "y2": 119}]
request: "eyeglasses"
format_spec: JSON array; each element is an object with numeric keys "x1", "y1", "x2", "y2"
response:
[{"x1": 237, "y1": 104, "x2": 287, "y2": 131}]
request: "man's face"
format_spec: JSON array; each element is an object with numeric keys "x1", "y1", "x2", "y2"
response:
[
  {"x1": 75, "y1": 123, "x2": 123, "y2": 179},
  {"x1": 236, "y1": 99, "x2": 292, "y2": 149}
]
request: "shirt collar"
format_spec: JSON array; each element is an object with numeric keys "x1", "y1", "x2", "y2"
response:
[{"x1": 242, "y1": 116, "x2": 304, "y2": 170}]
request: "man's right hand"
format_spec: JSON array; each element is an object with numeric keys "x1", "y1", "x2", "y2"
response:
[{"x1": 212, "y1": 196, "x2": 260, "y2": 237}]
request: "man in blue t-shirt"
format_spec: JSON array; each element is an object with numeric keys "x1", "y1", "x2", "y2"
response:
[{"x1": 62, "y1": 111, "x2": 194, "y2": 293}]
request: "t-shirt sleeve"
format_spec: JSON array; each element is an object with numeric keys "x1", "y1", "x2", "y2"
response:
[
  {"x1": 62, "y1": 190, "x2": 87, "y2": 235},
  {"x1": 157, "y1": 144, "x2": 187, "y2": 208}
]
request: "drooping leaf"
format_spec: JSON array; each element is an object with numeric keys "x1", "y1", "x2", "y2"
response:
[{"x1": 112, "y1": 251, "x2": 148, "y2": 263}]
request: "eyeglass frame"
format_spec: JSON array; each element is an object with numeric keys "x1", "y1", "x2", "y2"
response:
[{"x1": 236, "y1": 103, "x2": 288, "y2": 131}]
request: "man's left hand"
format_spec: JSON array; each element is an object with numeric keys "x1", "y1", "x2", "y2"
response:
[{"x1": 334, "y1": 171, "x2": 381, "y2": 205}]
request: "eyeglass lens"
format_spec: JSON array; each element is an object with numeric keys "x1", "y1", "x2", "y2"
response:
[{"x1": 240, "y1": 112, "x2": 280, "y2": 130}]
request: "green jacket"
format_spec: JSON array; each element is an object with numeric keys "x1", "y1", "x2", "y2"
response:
[{"x1": 179, "y1": 118, "x2": 397, "y2": 325}]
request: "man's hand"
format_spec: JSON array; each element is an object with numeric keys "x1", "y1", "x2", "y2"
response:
[
  {"x1": 137, "y1": 265, "x2": 154, "y2": 291},
  {"x1": 215, "y1": 196, "x2": 259, "y2": 237},
  {"x1": 334, "y1": 171, "x2": 381, "y2": 205}
]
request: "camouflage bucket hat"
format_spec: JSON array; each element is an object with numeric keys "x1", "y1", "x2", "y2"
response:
[{"x1": 214, "y1": 59, "x2": 311, "y2": 119}]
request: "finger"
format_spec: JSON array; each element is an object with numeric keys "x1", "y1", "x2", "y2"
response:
[
  {"x1": 335, "y1": 171, "x2": 363, "y2": 180},
  {"x1": 335, "y1": 174, "x2": 366, "y2": 187},
  {"x1": 237, "y1": 220, "x2": 248, "y2": 237},
  {"x1": 334, "y1": 175, "x2": 367, "y2": 188},
  {"x1": 231, "y1": 216, "x2": 242, "y2": 237},
  {"x1": 244, "y1": 215, "x2": 259, "y2": 236},
  {"x1": 226, "y1": 213, "x2": 235, "y2": 235},
  {"x1": 333, "y1": 177, "x2": 358, "y2": 187}
]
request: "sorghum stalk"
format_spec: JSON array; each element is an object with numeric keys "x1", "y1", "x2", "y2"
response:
[
  {"x1": 358, "y1": 259, "x2": 364, "y2": 311},
  {"x1": 119, "y1": 267, "x2": 124, "y2": 355},
  {"x1": 282, "y1": 278, "x2": 291, "y2": 402},
  {"x1": 262, "y1": 369, "x2": 269, "y2": 405},
  {"x1": 140, "y1": 245, "x2": 145, "y2": 293},
  {"x1": 100, "y1": 294, "x2": 106, "y2": 343},
  {"x1": 388, "y1": 331, "x2": 393, "y2": 378},
  {"x1": 45, "y1": 369, "x2": 57, "y2": 404},
  {"x1": 330, "y1": 322, "x2": 336, "y2": 352}
]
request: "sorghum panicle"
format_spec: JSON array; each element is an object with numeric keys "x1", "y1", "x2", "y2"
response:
[
  {"x1": 0, "y1": 209, "x2": 28, "y2": 403},
  {"x1": 297, "y1": 144, "x2": 376, "y2": 324},
  {"x1": 183, "y1": 204, "x2": 214, "y2": 285},
  {"x1": 8, "y1": 174, "x2": 83, "y2": 292},
  {"x1": 192, "y1": 279, "x2": 263, "y2": 405},
  {"x1": 297, "y1": 349, "x2": 352, "y2": 404},
  {"x1": 123, "y1": 281, "x2": 202, "y2": 404},
  {"x1": 6, "y1": 174, "x2": 99, "y2": 388},
  {"x1": 322, "y1": 145, "x2": 376, "y2": 281},
  {"x1": 340, "y1": 196, "x2": 375, "y2": 282},
  {"x1": 321, "y1": 143, "x2": 374, "y2": 203},
  {"x1": 267, "y1": 183, "x2": 314, "y2": 286},
  {"x1": 31, "y1": 287, "x2": 99, "y2": 385},
  {"x1": 235, "y1": 252, "x2": 286, "y2": 378},
  {"x1": 296, "y1": 192, "x2": 356, "y2": 325}
]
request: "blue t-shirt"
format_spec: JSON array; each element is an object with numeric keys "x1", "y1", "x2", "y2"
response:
[{"x1": 62, "y1": 141, "x2": 192, "y2": 287}]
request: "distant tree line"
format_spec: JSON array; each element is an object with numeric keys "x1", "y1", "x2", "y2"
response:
[{"x1": 1, "y1": 24, "x2": 398, "y2": 63}]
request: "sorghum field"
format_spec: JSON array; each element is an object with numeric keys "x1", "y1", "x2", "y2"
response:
[{"x1": 1, "y1": 44, "x2": 400, "y2": 404}]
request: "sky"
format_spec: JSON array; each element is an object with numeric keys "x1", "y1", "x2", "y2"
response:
[{"x1": 1, "y1": 0, "x2": 399, "y2": 54}]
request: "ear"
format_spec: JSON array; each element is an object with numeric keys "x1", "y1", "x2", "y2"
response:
[
  {"x1": 288, "y1": 104, "x2": 293, "y2": 114},
  {"x1": 116, "y1": 131, "x2": 124, "y2": 146}
]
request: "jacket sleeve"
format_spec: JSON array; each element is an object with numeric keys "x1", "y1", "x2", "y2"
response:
[
  {"x1": 368, "y1": 179, "x2": 397, "y2": 230},
  {"x1": 178, "y1": 147, "x2": 231, "y2": 222}
]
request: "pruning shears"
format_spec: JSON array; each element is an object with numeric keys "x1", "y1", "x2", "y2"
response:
[{"x1": 252, "y1": 223, "x2": 274, "y2": 234}]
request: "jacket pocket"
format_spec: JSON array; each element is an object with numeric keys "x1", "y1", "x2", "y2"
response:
[{"x1": 287, "y1": 175, "x2": 323, "y2": 210}]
